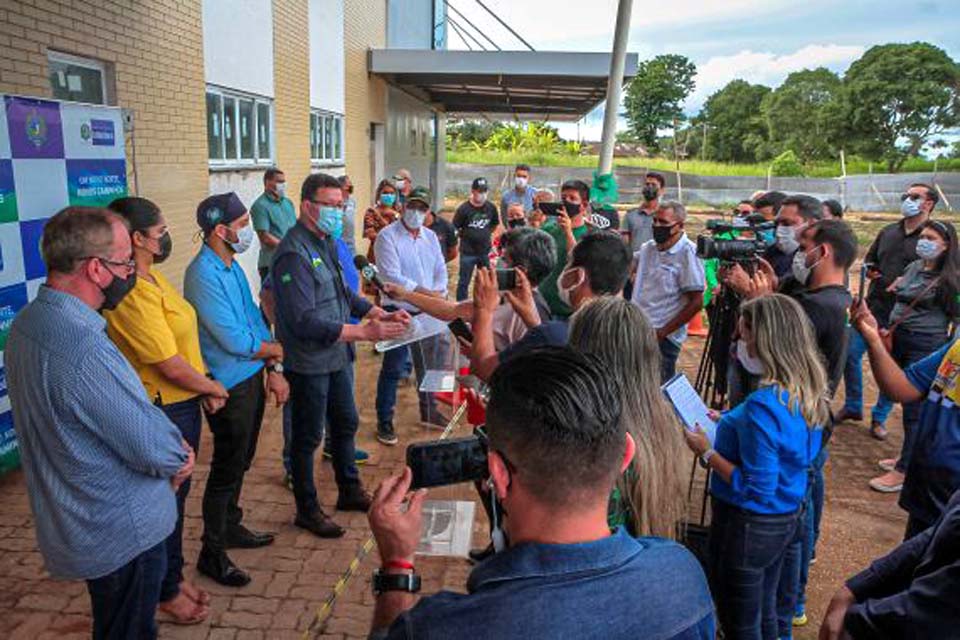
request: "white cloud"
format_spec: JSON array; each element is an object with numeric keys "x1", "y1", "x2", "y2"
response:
[{"x1": 685, "y1": 44, "x2": 866, "y2": 112}]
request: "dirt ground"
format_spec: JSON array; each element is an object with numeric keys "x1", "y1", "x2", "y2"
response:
[{"x1": 0, "y1": 216, "x2": 934, "y2": 637}]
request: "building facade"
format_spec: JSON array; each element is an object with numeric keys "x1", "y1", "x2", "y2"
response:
[{"x1": 0, "y1": 0, "x2": 446, "y2": 289}]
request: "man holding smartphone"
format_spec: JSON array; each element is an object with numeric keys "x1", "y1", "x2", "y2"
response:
[
  {"x1": 538, "y1": 179, "x2": 592, "y2": 319},
  {"x1": 453, "y1": 178, "x2": 501, "y2": 301}
]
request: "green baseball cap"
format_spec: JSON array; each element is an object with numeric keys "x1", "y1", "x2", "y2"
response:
[{"x1": 407, "y1": 186, "x2": 431, "y2": 207}]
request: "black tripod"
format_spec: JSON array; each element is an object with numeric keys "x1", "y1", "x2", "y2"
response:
[{"x1": 694, "y1": 283, "x2": 742, "y2": 409}]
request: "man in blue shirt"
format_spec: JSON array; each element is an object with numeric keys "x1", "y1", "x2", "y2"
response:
[
  {"x1": 366, "y1": 347, "x2": 715, "y2": 639},
  {"x1": 184, "y1": 192, "x2": 289, "y2": 588},
  {"x1": 6, "y1": 206, "x2": 193, "y2": 639},
  {"x1": 272, "y1": 173, "x2": 409, "y2": 539},
  {"x1": 499, "y1": 163, "x2": 537, "y2": 227}
]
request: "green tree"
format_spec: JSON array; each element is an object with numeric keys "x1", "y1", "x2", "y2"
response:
[
  {"x1": 700, "y1": 80, "x2": 771, "y2": 162},
  {"x1": 623, "y1": 54, "x2": 697, "y2": 152},
  {"x1": 762, "y1": 67, "x2": 842, "y2": 161},
  {"x1": 839, "y1": 42, "x2": 960, "y2": 172}
]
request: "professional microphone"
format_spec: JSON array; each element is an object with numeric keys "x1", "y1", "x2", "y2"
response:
[{"x1": 354, "y1": 255, "x2": 386, "y2": 291}]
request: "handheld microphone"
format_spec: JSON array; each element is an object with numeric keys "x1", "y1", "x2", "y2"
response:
[{"x1": 354, "y1": 255, "x2": 386, "y2": 291}]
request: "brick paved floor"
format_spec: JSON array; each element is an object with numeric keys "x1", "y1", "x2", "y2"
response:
[{"x1": 0, "y1": 337, "x2": 907, "y2": 639}]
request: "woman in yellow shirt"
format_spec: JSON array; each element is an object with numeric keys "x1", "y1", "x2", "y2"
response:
[{"x1": 105, "y1": 197, "x2": 228, "y2": 625}]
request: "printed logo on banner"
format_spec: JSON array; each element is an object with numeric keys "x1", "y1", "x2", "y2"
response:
[
  {"x1": 0, "y1": 160, "x2": 16, "y2": 224},
  {"x1": 66, "y1": 159, "x2": 126, "y2": 207},
  {"x1": 79, "y1": 119, "x2": 115, "y2": 147},
  {"x1": 19, "y1": 218, "x2": 47, "y2": 281},
  {"x1": 0, "y1": 282, "x2": 27, "y2": 351},
  {"x1": 0, "y1": 411, "x2": 18, "y2": 474},
  {"x1": 5, "y1": 96, "x2": 64, "y2": 159}
]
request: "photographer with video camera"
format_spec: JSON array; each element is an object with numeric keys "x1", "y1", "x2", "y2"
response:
[
  {"x1": 367, "y1": 347, "x2": 715, "y2": 639},
  {"x1": 683, "y1": 294, "x2": 828, "y2": 640}
]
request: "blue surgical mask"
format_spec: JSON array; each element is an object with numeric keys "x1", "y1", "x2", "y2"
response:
[
  {"x1": 316, "y1": 206, "x2": 344, "y2": 239},
  {"x1": 380, "y1": 192, "x2": 397, "y2": 207},
  {"x1": 901, "y1": 197, "x2": 922, "y2": 218},
  {"x1": 916, "y1": 238, "x2": 943, "y2": 261},
  {"x1": 227, "y1": 223, "x2": 255, "y2": 254}
]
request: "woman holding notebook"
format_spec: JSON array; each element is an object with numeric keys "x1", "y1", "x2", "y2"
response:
[{"x1": 682, "y1": 294, "x2": 828, "y2": 640}]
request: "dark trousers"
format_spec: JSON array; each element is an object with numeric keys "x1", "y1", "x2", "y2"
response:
[
  {"x1": 892, "y1": 327, "x2": 948, "y2": 472},
  {"x1": 709, "y1": 499, "x2": 801, "y2": 640},
  {"x1": 659, "y1": 337, "x2": 681, "y2": 384},
  {"x1": 201, "y1": 371, "x2": 265, "y2": 553},
  {"x1": 905, "y1": 514, "x2": 933, "y2": 541},
  {"x1": 86, "y1": 541, "x2": 166, "y2": 640},
  {"x1": 287, "y1": 367, "x2": 361, "y2": 517},
  {"x1": 158, "y1": 397, "x2": 202, "y2": 602},
  {"x1": 456, "y1": 254, "x2": 488, "y2": 301}
]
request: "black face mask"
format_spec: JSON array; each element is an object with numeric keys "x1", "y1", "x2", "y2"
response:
[
  {"x1": 653, "y1": 224, "x2": 676, "y2": 246},
  {"x1": 154, "y1": 232, "x2": 173, "y2": 264},
  {"x1": 642, "y1": 184, "x2": 660, "y2": 201},
  {"x1": 508, "y1": 218, "x2": 526, "y2": 228},
  {"x1": 99, "y1": 271, "x2": 137, "y2": 311},
  {"x1": 562, "y1": 201, "x2": 581, "y2": 217}
]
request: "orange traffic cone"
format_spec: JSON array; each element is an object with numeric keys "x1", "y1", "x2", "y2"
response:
[{"x1": 688, "y1": 310, "x2": 708, "y2": 337}]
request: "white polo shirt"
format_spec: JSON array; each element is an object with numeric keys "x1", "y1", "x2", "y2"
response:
[
  {"x1": 630, "y1": 233, "x2": 705, "y2": 345},
  {"x1": 374, "y1": 220, "x2": 449, "y2": 312}
]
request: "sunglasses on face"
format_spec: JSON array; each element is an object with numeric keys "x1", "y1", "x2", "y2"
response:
[{"x1": 901, "y1": 193, "x2": 925, "y2": 202}]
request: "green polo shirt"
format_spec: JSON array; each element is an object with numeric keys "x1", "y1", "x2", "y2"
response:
[
  {"x1": 251, "y1": 191, "x2": 297, "y2": 269},
  {"x1": 539, "y1": 220, "x2": 589, "y2": 319}
]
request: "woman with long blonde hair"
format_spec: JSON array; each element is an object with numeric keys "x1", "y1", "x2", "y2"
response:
[
  {"x1": 683, "y1": 293, "x2": 828, "y2": 640},
  {"x1": 568, "y1": 296, "x2": 687, "y2": 539}
]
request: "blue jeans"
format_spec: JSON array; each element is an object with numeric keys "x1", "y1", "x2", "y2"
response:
[
  {"x1": 842, "y1": 326, "x2": 894, "y2": 423},
  {"x1": 86, "y1": 541, "x2": 166, "y2": 640},
  {"x1": 158, "y1": 398, "x2": 202, "y2": 602},
  {"x1": 375, "y1": 335, "x2": 441, "y2": 424},
  {"x1": 457, "y1": 254, "x2": 488, "y2": 301},
  {"x1": 709, "y1": 499, "x2": 801, "y2": 640},
  {"x1": 891, "y1": 327, "x2": 948, "y2": 472},
  {"x1": 287, "y1": 367, "x2": 361, "y2": 517},
  {"x1": 659, "y1": 338, "x2": 681, "y2": 384}
]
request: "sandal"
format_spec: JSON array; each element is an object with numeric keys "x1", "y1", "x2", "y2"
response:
[
  {"x1": 157, "y1": 592, "x2": 209, "y2": 626},
  {"x1": 179, "y1": 579, "x2": 211, "y2": 606},
  {"x1": 869, "y1": 421, "x2": 888, "y2": 440}
]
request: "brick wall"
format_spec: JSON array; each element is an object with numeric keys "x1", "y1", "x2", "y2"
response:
[
  {"x1": 272, "y1": 0, "x2": 311, "y2": 199},
  {"x1": 0, "y1": 0, "x2": 209, "y2": 288},
  {"x1": 344, "y1": 0, "x2": 387, "y2": 234}
]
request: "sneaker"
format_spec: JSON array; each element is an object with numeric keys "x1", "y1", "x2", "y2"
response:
[
  {"x1": 835, "y1": 408, "x2": 863, "y2": 423},
  {"x1": 336, "y1": 484, "x2": 373, "y2": 512},
  {"x1": 792, "y1": 610, "x2": 808, "y2": 627},
  {"x1": 377, "y1": 421, "x2": 399, "y2": 446},
  {"x1": 294, "y1": 509, "x2": 345, "y2": 538},
  {"x1": 878, "y1": 458, "x2": 898, "y2": 472},
  {"x1": 869, "y1": 421, "x2": 889, "y2": 440},
  {"x1": 323, "y1": 446, "x2": 370, "y2": 464},
  {"x1": 869, "y1": 470, "x2": 904, "y2": 493}
]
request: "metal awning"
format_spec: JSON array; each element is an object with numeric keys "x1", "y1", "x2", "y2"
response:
[{"x1": 368, "y1": 49, "x2": 639, "y2": 121}]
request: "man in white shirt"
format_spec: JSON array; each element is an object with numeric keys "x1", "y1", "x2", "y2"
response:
[
  {"x1": 630, "y1": 201, "x2": 705, "y2": 383},
  {"x1": 373, "y1": 187, "x2": 449, "y2": 444}
]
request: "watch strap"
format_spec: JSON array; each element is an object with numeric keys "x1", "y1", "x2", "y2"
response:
[{"x1": 372, "y1": 569, "x2": 421, "y2": 595}]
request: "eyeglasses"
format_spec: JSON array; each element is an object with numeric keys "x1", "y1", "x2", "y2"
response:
[
  {"x1": 309, "y1": 200, "x2": 344, "y2": 210},
  {"x1": 81, "y1": 256, "x2": 136, "y2": 271},
  {"x1": 901, "y1": 193, "x2": 925, "y2": 202}
]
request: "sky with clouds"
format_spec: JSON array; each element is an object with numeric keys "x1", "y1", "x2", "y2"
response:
[{"x1": 444, "y1": 0, "x2": 959, "y2": 141}]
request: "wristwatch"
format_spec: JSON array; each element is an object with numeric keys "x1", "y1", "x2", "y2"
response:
[
  {"x1": 699, "y1": 448, "x2": 717, "y2": 467},
  {"x1": 372, "y1": 569, "x2": 421, "y2": 595},
  {"x1": 267, "y1": 362, "x2": 284, "y2": 374}
]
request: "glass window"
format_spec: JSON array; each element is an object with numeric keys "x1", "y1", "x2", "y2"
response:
[
  {"x1": 222, "y1": 96, "x2": 237, "y2": 160},
  {"x1": 257, "y1": 102, "x2": 271, "y2": 160},
  {"x1": 48, "y1": 54, "x2": 106, "y2": 104},
  {"x1": 310, "y1": 113, "x2": 319, "y2": 160},
  {"x1": 206, "y1": 92, "x2": 223, "y2": 160},
  {"x1": 332, "y1": 117, "x2": 342, "y2": 161},
  {"x1": 324, "y1": 115, "x2": 334, "y2": 160},
  {"x1": 238, "y1": 99, "x2": 254, "y2": 160}
]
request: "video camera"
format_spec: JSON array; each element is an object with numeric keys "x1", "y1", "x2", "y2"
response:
[{"x1": 695, "y1": 214, "x2": 775, "y2": 264}]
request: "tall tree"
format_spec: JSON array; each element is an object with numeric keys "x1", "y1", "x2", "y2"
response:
[
  {"x1": 700, "y1": 80, "x2": 771, "y2": 162},
  {"x1": 623, "y1": 54, "x2": 697, "y2": 152},
  {"x1": 839, "y1": 42, "x2": 960, "y2": 171},
  {"x1": 762, "y1": 67, "x2": 843, "y2": 161}
]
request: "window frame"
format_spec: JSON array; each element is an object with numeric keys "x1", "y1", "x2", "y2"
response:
[
  {"x1": 310, "y1": 108, "x2": 345, "y2": 166},
  {"x1": 206, "y1": 84, "x2": 274, "y2": 168},
  {"x1": 47, "y1": 50, "x2": 108, "y2": 105}
]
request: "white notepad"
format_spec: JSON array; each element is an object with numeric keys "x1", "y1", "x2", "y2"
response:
[{"x1": 661, "y1": 373, "x2": 717, "y2": 445}]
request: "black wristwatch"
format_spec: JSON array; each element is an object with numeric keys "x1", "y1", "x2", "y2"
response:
[
  {"x1": 372, "y1": 570, "x2": 421, "y2": 595},
  {"x1": 267, "y1": 362, "x2": 284, "y2": 374}
]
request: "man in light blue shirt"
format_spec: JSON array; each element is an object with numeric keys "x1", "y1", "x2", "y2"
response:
[
  {"x1": 374, "y1": 186, "x2": 449, "y2": 443},
  {"x1": 499, "y1": 163, "x2": 537, "y2": 227},
  {"x1": 6, "y1": 206, "x2": 191, "y2": 639},
  {"x1": 184, "y1": 192, "x2": 289, "y2": 588}
]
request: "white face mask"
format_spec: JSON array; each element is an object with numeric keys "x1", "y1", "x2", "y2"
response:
[
  {"x1": 515, "y1": 176, "x2": 528, "y2": 189},
  {"x1": 473, "y1": 192, "x2": 488, "y2": 205},
  {"x1": 395, "y1": 179, "x2": 407, "y2": 191},
  {"x1": 403, "y1": 207, "x2": 426, "y2": 230},
  {"x1": 791, "y1": 246, "x2": 821, "y2": 285},
  {"x1": 737, "y1": 339, "x2": 764, "y2": 375},
  {"x1": 275, "y1": 182, "x2": 287, "y2": 198},
  {"x1": 558, "y1": 267, "x2": 584, "y2": 308},
  {"x1": 776, "y1": 224, "x2": 801, "y2": 253},
  {"x1": 226, "y1": 223, "x2": 255, "y2": 254},
  {"x1": 901, "y1": 197, "x2": 923, "y2": 218}
]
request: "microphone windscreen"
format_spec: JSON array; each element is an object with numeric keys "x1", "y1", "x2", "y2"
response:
[{"x1": 353, "y1": 254, "x2": 369, "y2": 270}]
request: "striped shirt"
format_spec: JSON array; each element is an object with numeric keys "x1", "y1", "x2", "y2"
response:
[{"x1": 5, "y1": 286, "x2": 186, "y2": 580}]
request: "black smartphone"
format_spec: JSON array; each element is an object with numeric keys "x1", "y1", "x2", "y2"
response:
[
  {"x1": 858, "y1": 262, "x2": 872, "y2": 304},
  {"x1": 537, "y1": 201, "x2": 565, "y2": 217},
  {"x1": 448, "y1": 318, "x2": 474, "y2": 343},
  {"x1": 496, "y1": 268, "x2": 517, "y2": 291},
  {"x1": 406, "y1": 436, "x2": 488, "y2": 489}
]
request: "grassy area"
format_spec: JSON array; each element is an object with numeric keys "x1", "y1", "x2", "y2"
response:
[{"x1": 447, "y1": 148, "x2": 960, "y2": 177}]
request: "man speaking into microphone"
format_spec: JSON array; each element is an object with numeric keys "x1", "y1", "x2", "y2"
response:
[{"x1": 272, "y1": 173, "x2": 409, "y2": 538}]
